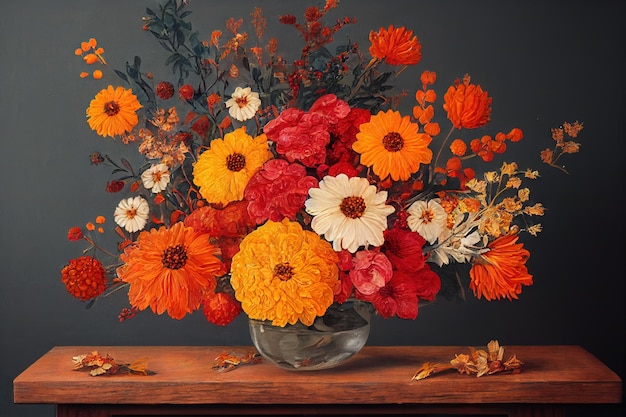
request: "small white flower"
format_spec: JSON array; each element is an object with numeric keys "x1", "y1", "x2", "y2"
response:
[
  {"x1": 141, "y1": 163, "x2": 170, "y2": 193},
  {"x1": 225, "y1": 86, "x2": 261, "y2": 121},
  {"x1": 305, "y1": 174, "x2": 395, "y2": 253},
  {"x1": 114, "y1": 196, "x2": 150, "y2": 233},
  {"x1": 406, "y1": 199, "x2": 448, "y2": 244}
]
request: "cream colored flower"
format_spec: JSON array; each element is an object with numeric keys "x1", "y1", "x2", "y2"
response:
[
  {"x1": 225, "y1": 86, "x2": 261, "y2": 121},
  {"x1": 406, "y1": 199, "x2": 448, "y2": 244},
  {"x1": 114, "y1": 196, "x2": 149, "y2": 233},
  {"x1": 141, "y1": 163, "x2": 170, "y2": 193},
  {"x1": 305, "y1": 174, "x2": 395, "y2": 253}
]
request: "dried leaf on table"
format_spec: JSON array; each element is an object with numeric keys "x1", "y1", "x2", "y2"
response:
[
  {"x1": 411, "y1": 340, "x2": 523, "y2": 381},
  {"x1": 72, "y1": 351, "x2": 155, "y2": 376}
]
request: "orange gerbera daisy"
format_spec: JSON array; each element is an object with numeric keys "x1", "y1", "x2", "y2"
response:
[
  {"x1": 353, "y1": 109, "x2": 432, "y2": 181},
  {"x1": 192, "y1": 127, "x2": 271, "y2": 205},
  {"x1": 369, "y1": 25, "x2": 422, "y2": 66},
  {"x1": 230, "y1": 219, "x2": 339, "y2": 327},
  {"x1": 86, "y1": 85, "x2": 142, "y2": 137},
  {"x1": 443, "y1": 74, "x2": 492, "y2": 130},
  {"x1": 469, "y1": 233, "x2": 533, "y2": 301},
  {"x1": 117, "y1": 222, "x2": 225, "y2": 319}
]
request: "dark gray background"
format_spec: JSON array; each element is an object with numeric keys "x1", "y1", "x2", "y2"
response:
[{"x1": 1, "y1": 1, "x2": 624, "y2": 416}]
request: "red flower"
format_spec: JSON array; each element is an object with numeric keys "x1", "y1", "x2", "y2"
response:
[
  {"x1": 178, "y1": 84, "x2": 194, "y2": 101},
  {"x1": 263, "y1": 108, "x2": 330, "y2": 167},
  {"x1": 358, "y1": 270, "x2": 418, "y2": 319},
  {"x1": 244, "y1": 159, "x2": 319, "y2": 224},
  {"x1": 414, "y1": 264, "x2": 441, "y2": 301},
  {"x1": 327, "y1": 107, "x2": 371, "y2": 164},
  {"x1": 349, "y1": 250, "x2": 393, "y2": 296},
  {"x1": 382, "y1": 227, "x2": 427, "y2": 273},
  {"x1": 67, "y1": 226, "x2": 83, "y2": 241},
  {"x1": 106, "y1": 180, "x2": 125, "y2": 193},
  {"x1": 61, "y1": 256, "x2": 107, "y2": 301},
  {"x1": 184, "y1": 201, "x2": 255, "y2": 238},
  {"x1": 156, "y1": 81, "x2": 175, "y2": 100},
  {"x1": 334, "y1": 271, "x2": 354, "y2": 304},
  {"x1": 203, "y1": 291, "x2": 242, "y2": 326},
  {"x1": 308, "y1": 94, "x2": 351, "y2": 125}
]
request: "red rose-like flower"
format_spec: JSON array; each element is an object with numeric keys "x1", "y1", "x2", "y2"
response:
[
  {"x1": 263, "y1": 108, "x2": 330, "y2": 167},
  {"x1": 350, "y1": 250, "x2": 393, "y2": 296},
  {"x1": 178, "y1": 84, "x2": 194, "y2": 101},
  {"x1": 382, "y1": 227, "x2": 427, "y2": 273},
  {"x1": 203, "y1": 291, "x2": 242, "y2": 326},
  {"x1": 244, "y1": 159, "x2": 319, "y2": 224},
  {"x1": 308, "y1": 94, "x2": 351, "y2": 125},
  {"x1": 106, "y1": 180, "x2": 125, "y2": 193},
  {"x1": 334, "y1": 271, "x2": 354, "y2": 304},
  {"x1": 156, "y1": 81, "x2": 175, "y2": 100},
  {"x1": 61, "y1": 256, "x2": 107, "y2": 301},
  {"x1": 358, "y1": 270, "x2": 418, "y2": 319},
  {"x1": 328, "y1": 107, "x2": 371, "y2": 164},
  {"x1": 443, "y1": 74, "x2": 492, "y2": 130},
  {"x1": 414, "y1": 264, "x2": 441, "y2": 301},
  {"x1": 184, "y1": 201, "x2": 255, "y2": 238}
]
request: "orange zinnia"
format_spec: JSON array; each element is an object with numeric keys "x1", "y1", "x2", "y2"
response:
[
  {"x1": 469, "y1": 234, "x2": 533, "y2": 301},
  {"x1": 117, "y1": 222, "x2": 225, "y2": 320},
  {"x1": 369, "y1": 25, "x2": 422, "y2": 66},
  {"x1": 443, "y1": 74, "x2": 492, "y2": 130}
]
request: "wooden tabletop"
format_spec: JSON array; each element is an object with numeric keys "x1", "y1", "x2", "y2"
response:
[{"x1": 13, "y1": 345, "x2": 622, "y2": 406}]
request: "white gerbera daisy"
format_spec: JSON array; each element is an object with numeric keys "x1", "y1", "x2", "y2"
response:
[
  {"x1": 406, "y1": 199, "x2": 448, "y2": 244},
  {"x1": 114, "y1": 196, "x2": 149, "y2": 233},
  {"x1": 141, "y1": 163, "x2": 170, "y2": 193},
  {"x1": 225, "y1": 86, "x2": 261, "y2": 121},
  {"x1": 305, "y1": 174, "x2": 395, "y2": 253}
]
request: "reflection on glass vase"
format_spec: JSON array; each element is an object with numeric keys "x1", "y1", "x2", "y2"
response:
[{"x1": 248, "y1": 300, "x2": 371, "y2": 371}]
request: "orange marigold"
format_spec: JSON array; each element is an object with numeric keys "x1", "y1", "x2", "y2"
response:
[
  {"x1": 443, "y1": 74, "x2": 492, "y2": 130},
  {"x1": 369, "y1": 25, "x2": 422, "y2": 66},
  {"x1": 61, "y1": 256, "x2": 107, "y2": 301},
  {"x1": 469, "y1": 234, "x2": 533, "y2": 301}
]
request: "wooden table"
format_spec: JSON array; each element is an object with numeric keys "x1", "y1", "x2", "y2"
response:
[{"x1": 13, "y1": 345, "x2": 622, "y2": 417}]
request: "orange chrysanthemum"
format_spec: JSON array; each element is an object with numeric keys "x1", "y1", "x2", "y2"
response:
[
  {"x1": 353, "y1": 109, "x2": 432, "y2": 181},
  {"x1": 369, "y1": 25, "x2": 422, "y2": 66},
  {"x1": 86, "y1": 85, "x2": 142, "y2": 138},
  {"x1": 469, "y1": 234, "x2": 533, "y2": 301},
  {"x1": 117, "y1": 222, "x2": 225, "y2": 320},
  {"x1": 230, "y1": 219, "x2": 339, "y2": 327},
  {"x1": 443, "y1": 74, "x2": 492, "y2": 130}
]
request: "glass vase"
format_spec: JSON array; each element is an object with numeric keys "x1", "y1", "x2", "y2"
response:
[{"x1": 248, "y1": 300, "x2": 371, "y2": 371}]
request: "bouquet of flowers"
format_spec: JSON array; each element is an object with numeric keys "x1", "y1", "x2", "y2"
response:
[{"x1": 62, "y1": 0, "x2": 582, "y2": 329}]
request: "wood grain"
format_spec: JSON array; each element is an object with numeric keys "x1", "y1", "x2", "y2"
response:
[{"x1": 13, "y1": 345, "x2": 622, "y2": 406}]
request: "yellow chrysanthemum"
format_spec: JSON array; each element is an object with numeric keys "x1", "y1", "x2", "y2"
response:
[
  {"x1": 193, "y1": 127, "x2": 271, "y2": 205},
  {"x1": 86, "y1": 85, "x2": 142, "y2": 138},
  {"x1": 117, "y1": 222, "x2": 225, "y2": 320},
  {"x1": 353, "y1": 109, "x2": 433, "y2": 181},
  {"x1": 230, "y1": 219, "x2": 339, "y2": 327}
]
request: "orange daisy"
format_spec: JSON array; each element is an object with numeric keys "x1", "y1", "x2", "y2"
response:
[
  {"x1": 117, "y1": 222, "x2": 225, "y2": 319},
  {"x1": 469, "y1": 233, "x2": 533, "y2": 301},
  {"x1": 369, "y1": 25, "x2": 422, "y2": 66},
  {"x1": 86, "y1": 85, "x2": 142, "y2": 137},
  {"x1": 353, "y1": 109, "x2": 432, "y2": 181}
]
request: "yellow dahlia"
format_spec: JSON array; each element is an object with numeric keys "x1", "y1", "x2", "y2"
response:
[
  {"x1": 192, "y1": 127, "x2": 271, "y2": 205},
  {"x1": 86, "y1": 85, "x2": 142, "y2": 138},
  {"x1": 353, "y1": 109, "x2": 433, "y2": 181},
  {"x1": 230, "y1": 219, "x2": 339, "y2": 327},
  {"x1": 117, "y1": 222, "x2": 225, "y2": 319}
]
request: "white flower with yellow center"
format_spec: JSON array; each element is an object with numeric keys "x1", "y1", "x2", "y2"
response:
[
  {"x1": 305, "y1": 174, "x2": 395, "y2": 253},
  {"x1": 114, "y1": 196, "x2": 149, "y2": 233},
  {"x1": 225, "y1": 86, "x2": 261, "y2": 122},
  {"x1": 406, "y1": 199, "x2": 448, "y2": 244},
  {"x1": 141, "y1": 163, "x2": 170, "y2": 193}
]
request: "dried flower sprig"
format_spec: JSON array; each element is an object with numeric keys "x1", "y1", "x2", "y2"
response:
[
  {"x1": 72, "y1": 351, "x2": 154, "y2": 376},
  {"x1": 212, "y1": 349, "x2": 262, "y2": 372},
  {"x1": 412, "y1": 340, "x2": 523, "y2": 380},
  {"x1": 541, "y1": 121, "x2": 583, "y2": 174}
]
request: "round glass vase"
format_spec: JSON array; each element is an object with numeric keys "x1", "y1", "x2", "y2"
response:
[{"x1": 248, "y1": 300, "x2": 371, "y2": 371}]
